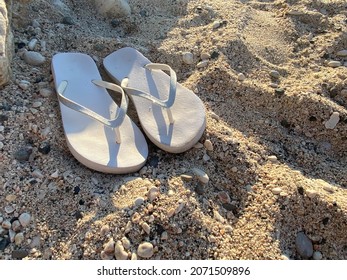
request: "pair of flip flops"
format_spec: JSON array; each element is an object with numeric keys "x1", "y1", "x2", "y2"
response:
[{"x1": 51, "y1": 47, "x2": 206, "y2": 174}]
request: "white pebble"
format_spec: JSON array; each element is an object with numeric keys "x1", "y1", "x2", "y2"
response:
[
  {"x1": 268, "y1": 155, "x2": 278, "y2": 162},
  {"x1": 137, "y1": 242, "x2": 154, "y2": 258},
  {"x1": 28, "y1": 39, "x2": 38, "y2": 50},
  {"x1": 18, "y1": 80, "x2": 31, "y2": 90},
  {"x1": 0, "y1": 142, "x2": 3, "y2": 149},
  {"x1": 272, "y1": 187, "x2": 282, "y2": 195},
  {"x1": 147, "y1": 186, "x2": 159, "y2": 202},
  {"x1": 114, "y1": 241, "x2": 128, "y2": 260},
  {"x1": 324, "y1": 112, "x2": 340, "y2": 129},
  {"x1": 238, "y1": 73, "x2": 246, "y2": 81},
  {"x1": 201, "y1": 52, "x2": 210, "y2": 60},
  {"x1": 204, "y1": 139, "x2": 213, "y2": 151},
  {"x1": 141, "y1": 222, "x2": 151, "y2": 234},
  {"x1": 328, "y1": 60, "x2": 341, "y2": 68},
  {"x1": 50, "y1": 170, "x2": 59, "y2": 178},
  {"x1": 23, "y1": 51, "x2": 46, "y2": 66},
  {"x1": 197, "y1": 60, "x2": 208, "y2": 68},
  {"x1": 192, "y1": 168, "x2": 209, "y2": 184},
  {"x1": 212, "y1": 20, "x2": 220, "y2": 29},
  {"x1": 203, "y1": 153, "x2": 210, "y2": 161},
  {"x1": 306, "y1": 189, "x2": 318, "y2": 198},
  {"x1": 5, "y1": 205, "x2": 15, "y2": 214},
  {"x1": 313, "y1": 251, "x2": 323, "y2": 260},
  {"x1": 32, "y1": 101, "x2": 42, "y2": 108},
  {"x1": 39, "y1": 88, "x2": 54, "y2": 97},
  {"x1": 194, "y1": 142, "x2": 204, "y2": 149},
  {"x1": 182, "y1": 52, "x2": 194, "y2": 64},
  {"x1": 32, "y1": 169, "x2": 44, "y2": 178},
  {"x1": 103, "y1": 239, "x2": 115, "y2": 254},
  {"x1": 121, "y1": 236, "x2": 131, "y2": 249}
]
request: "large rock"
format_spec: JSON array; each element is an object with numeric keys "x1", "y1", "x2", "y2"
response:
[{"x1": 0, "y1": 0, "x2": 13, "y2": 87}]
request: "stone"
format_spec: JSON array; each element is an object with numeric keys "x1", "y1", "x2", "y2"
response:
[
  {"x1": 103, "y1": 238, "x2": 115, "y2": 254},
  {"x1": 327, "y1": 60, "x2": 341, "y2": 68},
  {"x1": 0, "y1": 0, "x2": 13, "y2": 87},
  {"x1": 336, "y1": 50, "x2": 347, "y2": 57},
  {"x1": 134, "y1": 197, "x2": 145, "y2": 206},
  {"x1": 238, "y1": 73, "x2": 246, "y2": 81},
  {"x1": 14, "y1": 146, "x2": 32, "y2": 162},
  {"x1": 182, "y1": 52, "x2": 194, "y2": 64},
  {"x1": 137, "y1": 242, "x2": 154, "y2": 258},
  {"x1": 268, "y1": 155, "x2": 278, "y2": 162},
  {"x1": 23, "y1": 51, "x2": 46, "y2": 66},
  {"x1": 114, "y1": 240, "x2": 128, "y2": 260},
  {"x1": 296, "y1": 232, "x2": 313, "y2": 259},
  {"x1": 18, "y1": 80, "x2": 31, "y2": 90},
  {"x1": 197, "y1": 60, "x2": 208, "y2": 68},
  {"x1": 201, "y1": 52, "x2": 210, "y2": 60},
  {"x1": 12, "y1": 249, "x2": 29, "y2": 259},
  {"x1": 147, "y1": 186, "x2": 159, "y2": 202},
  {"x1": 121, "y1": 236, "x2": 131, "y2": 249},
  {"x1": 271, "y1": 187, "x2": 282, "y2": 195},
  {"x1": 28, "y1": 38, "x2": 38, "y2": 50},
  {"x1": 0, "y1": 238, "x2": 10, "y2": 251},
  {"x1": 11, "y1": 220, "x2": 21, "y2": 232},
  {"x1": 270, "y1": 70, "x2": 280, "y2": 79},
  {"x1": 14, "y1": 232, "x2": 25, "y2": 245},
  {"x1": 313, "y1": 251, "x2": 323, "y2": 260},
  {"x1": 192, "y1": 168, "x2": 209, "y2": 184},
  {"x1": 95, "y1": 0, "x2": 131, "y2": 18},
  {"x1": 204, "y1": 139, "x2": 213, "y2": 151},
  {"x1": 324, "y1": 112, "x2": 339, "y2": 129},
  {"x1": 18, "y1": 213, "x2": 31, "y2": 227},
  {"x1": 212, "y1": 20, "x2": 220, "y2": 29}
]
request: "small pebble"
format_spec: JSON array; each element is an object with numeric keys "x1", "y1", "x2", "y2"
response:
[
  {"x1": 204, "y1": 139, "x2": 213, "y2": 151},
  {"x1": 5, "y1": 205, "x2": 15, "y2": 214},
  {"x1": 38, "y1": 142, "x2": 51, "y2": 154},
  {"x1": 147, "y1": 187, "x2": 159, "y2": 202},
  {"x1": 62, "y1": 16, "x2": 75, "y2": 25},
  {"x1": 114, "y1": 241, "x2": 128, "y2": 260},
  {"x1": 15, "y1": 232, "x2": 25, "y2": 245},
  {"x1": 306, "y1": 189, "x2": 318, "y2": 198},
  {"x1": 238, "y1": 73, "x2": 246, "y2": 81},
  {"x1": 217, "y1": 191, "x2": 231, "y2": 204},
  {"x1": 182, "y1": 52, "x2": 194, "y2": 64},
  {"x1": 181, "y1": 174, "x2": 193, "y2": 181},
  {"x1": 134, "y1": 197, "x2": 145, "y2": 206},
  {"x1": 296, "y1": 232, "x2": 313, "y2": 259},
  {"x1": 32, "y1": 169, "x2": 44, "y2": 178},
  {"x1": 192, "y1": 168, "x2": 209, "y2": 184},
  {"x1": 32, "y1": 101, "x2": 42, "y2": 108},
  {"x1": 5, "y1": 194, "x2": 16, "y2": 202},
  {"x1": 11, "y1": 220, "x2": 21, "y2": 232},
  {"x1": 28, "y1": 38, "x2": 38, "y2": 50},
  {"x1": 197, "y1": 60, "x2": 208, "y2": 68},
  {"x1": 212, "y1": 20, "x2": 221, "y2": 29},
  {"x1": 50, "y1": 170, "x2": 59, "y2": 178},
  {"x1": 100, "y1": 225, "x2": 110, "y2": 236},
  {"x1": 12, "y1": 249, "x2": 29, "y2": 259},
  {"x1": 141, "y1": 222, "x2": 151, "y2": 234},
  {"x1": 271, "y1": 187, "x2": 282, "y2": 195},
  {"x1": 0, "y1": 238, "x2": 10, "y2": 251},
  {"x1": 201, "y1": 52, "x2": 210, "y2": 60},
  {"x1": 336, "y1": 50, "x2": 347, "y2": 57},
  {"x1": 313, "y1": 251, "x2": 323, "y2": 260},
  {"x1": 203, "y1": 154, "x2": 210, "y2": 161},
  {"x1": 327, "y1": 60, "x2": 341, "y2": 68},
  {"x1": 103, "y1": 239, "x2": 115, "y2": 254},
  {"x1": 194, "y1": 142, "x2": 204, "y2": 149},
  {"x1": 39, "y1": 88, "x2": 54, "y2": 97},
  {"x1": 268, "y1": 155, "x2": 278, "y2": 162},
  {"x1": 18, "y1": 80, "x2": 31, "y2": 90},
  {"x1": 19, "y1": 213, "x2": 31, "y2": 227},
  {"x1": 121, "y1": 236, "x2": 131, "y2": 250},
  {"x1": 23, "y1": 51, "x2": 46, "y2": 66},
  {"x1": 137, "y1": 242, "x2": 154, "y2": 258},
  {"x1": 2, "y1": 220, "x2": 11, "y2": 229},
  {"x1": 14, "y1": 146, "x2": 33, "y2": 162},
  {"x1": 270, "y1": 70, "x2": 280, "y2": 79},
  {"x1": 324, "y1": 112, "x2": 339, "y2": 129}
]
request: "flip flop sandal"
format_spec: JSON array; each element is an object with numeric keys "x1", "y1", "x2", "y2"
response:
[
  {"x1": 51, "y1": 53, "x2": 148, "y2": 174},
  {"x1": 102, "y1": 47, "x2": 206, "y2": 153}
]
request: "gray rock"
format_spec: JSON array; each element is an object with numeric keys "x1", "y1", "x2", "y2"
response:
[
  {"x1": 12, "y1": 249, "x2": 29, "y2": 259},
  {"x1": 19, "y1": 212, "x2": 31, "y2": 227},
  {"x1": 14, "y1": 146, "x2": 32, "y2": 162},
  {"x1": 0, "y1": 0, "x2": 13, "y2": 86},
  {"x1": 296, "y1": 232, "x2": 313, "y2": 258},
  {"x1": 23, "y1": 51, "x2": 46, "y2": 66}
]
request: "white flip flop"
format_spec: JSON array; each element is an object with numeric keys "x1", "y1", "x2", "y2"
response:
[
  {"x1": 103, "y1": 47, "x2": 206, "y2": 153},
  {"x1": 51, "y1": 53, "x2": 148, "y2": 174}
]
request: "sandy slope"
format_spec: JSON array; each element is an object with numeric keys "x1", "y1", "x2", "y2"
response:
[{"x1": 0, "y1": 0, "x2": 346, "y2": 260}]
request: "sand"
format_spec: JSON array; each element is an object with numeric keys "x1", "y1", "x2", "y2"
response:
[{"x1": 0, "y1": 0, "x2": 346, "y2": 260}]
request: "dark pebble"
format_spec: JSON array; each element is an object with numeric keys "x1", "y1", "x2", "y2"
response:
[
  {"x1": 280, "y1": 119, "x2": 290, "y2": 128},
  {"x1": 297, "y1": 186, "x2": 304, "y2": 195},
  {"x1": 74, "y1": 211, "x2": 83, "y2": 220},
  {"x1": 195, "y1": 185, "x2": 205, "y2": 195},
  {"x1": 73, "y1": 186, "x2": 80, "y2": 195},
  {"x1": 275, "y1": 88, "x2": 285, "y2": 96},
  {"x1": 140, "y1": 10, "x2": 148, "y2": 17},
  {"x1": 296, "y1": 232, "x2": 313, "y2": 259},
  {"x1": 38, "y1": 142, "x2": 51, "y2": 154},
  {"x1": 0, "y1": 114, "x2": 8, "y2": 123},
  {"x1": 0, "y1": 238, "x2": 10, "y2": 251},
  {"x1": 16, "y1": 42, "x2": 26, "y2": 49},
  {"x1": 12, "y1": 249, "x2": 29, "y2": 259},
  {"x1": 210, "y1": 51, "x2": 219, "y2": 59},
  {"x1": 222, "y1": 203, "x2": 238, "y2": 214},
  {"x1": 322, "y1": 217, "x2": 329, "y2": 225},
  {"x1": 148, "y1": 155, "x2": 159, "y2": 168},
  {"x1": 309, "y1": 116, "x2": 317, "y2": 122},
  {"x1": 14, "y1": 146, "x2": 33, "y2": 162},
  {"x1": 62, "y1": 16, "x2": 75, "y2": 25}
]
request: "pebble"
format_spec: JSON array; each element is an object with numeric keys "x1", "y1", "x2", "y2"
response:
[
  {"x1": 28, "y1": 38, "x2": 38, "y2": 50},
  {"x1": 0, "y1": 238, "x2": 10, "y2": 251},
  {"x1": 14, "y1": 146, "x2": 33, "y2": 162},
  {"x1": 100, "y1": 225, "x2": 110, "y2": 236},
  {"x1": 0, "y1": 142, "x2": 3, "y2": 149},
  {"x1": 12, "y1": 220, "x2": 21, "y2": 232},
  {"x1": 194, "y1": 142, "x2": 204, "y2": 149},
  {"x1": 62, "y1": 16, "x2": 75, "y2": 25},
  {"x1": 38, "y1": 142, "x2": 51, "y2": 154},
  {"x1": 12, "y1": 249, "x2": 29, "y2": 259},
  {"x1": 271, "y1": 187, "x2": 282, "y2": 195},
  {"x1": 327, "y1": 60, "x2": 341, "y2": 68},
  {"x1": 9, "y1": 229, "x2": 15, "y2": 243},
  {"x1": 182, "y1": 52, "x2": 194, "y2": 64},
  {"x1": 23, "y1": 51, "x2": 46, "y2": 66},
  {"x1": 134, "y1": 197, "x2": 145, "y2": 206},
  {"x1": 147, "y1": 186, "x2": 159, "y2": 202},
  {"x1": 313, "y1": 251, "x2": 323, "y2": 260},
  {"x1": 203, "y1": 154, "x2": 210, "y2": 161},
  {"x1": 95, "y1": 0, "x2": 131, "y2": 18},
  {"x1": 268, "y1": 155, "x2": 278, "y2": 162},
  {"x1": 103, "y1": 239, "x2": 115, "y2": 254},
  {"x1": 192, "y1": 168, "x2": 209, "y2": 184},
  {"x1": 324, "y1": 112, "x2": 339, "y2": 129},
  {"x1": 32, "y1": 169, "x2": 44, "y2": 178},
  {"x1": 175, "y1": 200, "x2": 185, "y2": 214},
  {"x1": 39, "y1": 88, "x2": 54, "y2": 97},
  {"x1": 18, "y1": 80, "x2": 31, "y2": 90},
  {"x1": 50, "y1": 170, "x2": 59, "y2": 178},
  {"x1": 121, "y1": 236, "x2": 131, "y2": 250},
  {"x1": 306, "y1": 189, "x2": 318, "y2": 198},
  {"x1": 201, "y1": 52, "x2": 210, "y2": 60},
  {"x1": 5, "y1": 205, "x2": 15, "y2": 214},
  {"x1": 2, "y1": 220, "x2": 11, "y2": 229},
  {"x1": 204, "y1": 140, "x2": 213, "y2": 151},
  {"x1": 336, "y1": 50, "x2": 347, "y2": 57},
  {"x1": 238, "y1": 73, "x2": 246, "y2": 81},
  {"x1": 5, "y1": 194, "x2": 17, "y2": 202},
  {"x1": 19, "y1": 213, "x2": 31, "y2": 227},
  {"x1": 15, "y1": 232, "x2": 25, "y2": 245},
  {"x1": 32, "y1": 101, "x2": 42, "y2": 108},
  {"x1": 296, "y1": 232, "x2": 313, "y2": 259},
  {"x1": 217, "y1": 191, "x2": 231, "y2": 204},
  {"x1": 181, "y1": 174, "x2": 193, "y2": 181},
  {"x1": 114, "y1": 241, "x2": 128, "y2": 260},
  {"x1": 212, "y1": 20, "x2": 221, "y2": 29},
  {"x1": 137, "y1": 242, "x2": 154, "y2": 259},
  {"x1": 197, "y1": 60, "x2": 208, "y2": 68},
  {"x1": 210, "y1": 112, "x2": 220, "y2": 121},
  {"x1": 270, "y1": 70, "x2": 280, "y2": 79},
  {"x1": 141, "y1": 222, "x2": 151, "y2": 234},
  {"x1": 341, "y1": 89, "x2": 347, "y2": 97}
]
